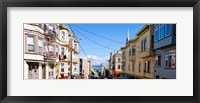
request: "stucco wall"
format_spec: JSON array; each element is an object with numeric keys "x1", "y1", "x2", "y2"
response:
[{"x1": 154, "y1": 46, "x2": 176, "y2": 79}]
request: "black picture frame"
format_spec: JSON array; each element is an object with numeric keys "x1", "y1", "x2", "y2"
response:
[{"x1": 0, "y1": 0, "x2": 199, "y2": 103}]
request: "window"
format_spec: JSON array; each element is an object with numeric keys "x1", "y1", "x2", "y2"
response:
[
  {"x1": 74, "y1": 64, "x2": 76, "y2": 71},
  {"x1": 154, "y1": 24, "x2": 159, "y2": 42},
  {"x1": 68, "y1": 64, "x2": 71, "y2": 71},
  {"x1": 118, "y1": 65, "x2": 120, "y2": 69},
  {"x1": 27, "y1": 36, "x2": 34, "y2": 52},
  {"x1": 61, "y1": 63, "x2": 64, "y2": 72},
  {"x1": 128, "y1": 65, "x2": 130, "y2": 71},
  {"x1": 144, "y1": 61, "x2": 150, "y2": 73},
  {"x1": 55, "y1": 25, "x2": 59, "y2": 34},
  {"x1": 28, "y1": 65, "x2": 33, "y2": 79},
  {"x1": 168, "y1": 50, "x2": 176, "y2": 68},
  {"x1": 132, "y1": 64, "x2": 134, "y2": 72},
  {"x1": 165, "y1": 50, "x2": 176, "y2": 68},
  {"x1": 141, "y1": 38, "x2": 146, "y2": 52},
  {"x1": 56, "y1": 45, "x2": 59, "y2": 57},
  {"x1": 61, "y1": 31, "x2": 65, "y2": 41},
  {"x1": 131, "y1": 47, "x2": 135, "y2": 55},
  {"x1": 129, "y1": 48, "x2": 131, "y2": 56},
  {"x1": 49, "y1": 45, "x2": 54, "y2": 56},
  {"x1": 159, "y1": 24, "x2": 165, "y2": 39},
  {"x1": 122, "y1": 52, "x2": 125, "y2": 59},
  {"x1": 49, "y1": 72, "x2": 51, "y2": 77},
  {"x1": 28, "y1": 65, "x2": 38, "y2": 79},
  {"x1": 38, "y1": 37, "x2": 43, "y2": 54},
  {"x1": 48, "y1": 24, "x2": 54, "y2": 31},
  {"x1": 155, "y1": 55, "x2": 161, "y2": 66},
  {"x1": 156, "y1": 75, "x2": 160, "y2": 79},
  {"x1": 165, "y1": 51, "x2": 169, "y2": 68},
  {"x1": 122, "y1": 64, "x2": 125, "y2": 70},
  {"x1": 61, "y1": 47, "x2": 64, "y2": 55},
  {"x1": 118, "y1": 58, "x2": 121, "y2": 62},
  {"x1": 165, "y1": 24, "x2": 171, "y2": 37},
  {"x1": 139, "y1": 62, "x2": 141, "y2": 72}
]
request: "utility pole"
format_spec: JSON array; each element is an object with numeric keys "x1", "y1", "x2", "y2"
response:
[{"x1": 69, "y1": 38, "x2": 73, "y2": 79}]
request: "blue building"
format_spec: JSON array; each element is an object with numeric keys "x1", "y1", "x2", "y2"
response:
[{"x1": 153, "y1": 24, "x2": 176, "y2": 79}]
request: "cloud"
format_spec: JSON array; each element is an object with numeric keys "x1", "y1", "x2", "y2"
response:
[{"x1": 80, "y1": 55, "x2": 109, "y2": 65}]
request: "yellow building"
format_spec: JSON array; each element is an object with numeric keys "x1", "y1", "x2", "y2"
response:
[{"x1": 121, "y1": 24, "x2": 154, "y2": 79}]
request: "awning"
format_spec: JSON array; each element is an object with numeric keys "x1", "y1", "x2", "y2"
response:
[{"x1": 112, "y1": 71, "x2": 121, "y2": 75}]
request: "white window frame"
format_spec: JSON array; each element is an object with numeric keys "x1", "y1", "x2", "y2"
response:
[{"x1": 27, "y1": 35, "x2": 34, "y2": 52}]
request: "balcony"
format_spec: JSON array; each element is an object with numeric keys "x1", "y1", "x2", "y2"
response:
[
  {"x1": 59, "y1": 55, "x2": 67, "y2": 61},
  {"x1": 60, "y1": 41, "x2": 69, "y2": 46},
  {"x1": 140, "y1": 49, "x2": 154, "y2": 58},
  {"x1": 44, "y1": 52, "x2": 56, "y2": 60}
]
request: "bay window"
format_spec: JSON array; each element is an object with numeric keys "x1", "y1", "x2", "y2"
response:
[
  {"x1": 154, "y1": 24, "x2": 174, "y2": 42},
  {"x1": 61, "y1": 47, "x2": 64, "y2": 55},
  {"x1": 27, "y1": 36, "x2": 34, "y2": 52},
  {"x1": 154, "y1": 24, "x2": 159, "y2": 42},
  {"x1": 38, "y1": 37, "x2": 43, "y2": 54},
  {"x1": 49, "y1": 45, "x2": 54, "y2": 56},
  {"x1": 159, "y1": 24, "x2": 165, "y2": 39},
  {"x1": 165, "y1": 24, "x2": 171, "y2": 37},
  {"x1": 61, "y1": 31, "x2": 65, "y2": 41}
]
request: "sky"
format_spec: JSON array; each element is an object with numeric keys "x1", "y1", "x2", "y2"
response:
[{"x1": 64, "y1": 24, "x2": 145, "y2": 65}]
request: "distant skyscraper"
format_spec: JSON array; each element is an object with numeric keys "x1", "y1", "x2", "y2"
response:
[{"x1": 126, "y1": 28, "x2": 130, "y2": 44}]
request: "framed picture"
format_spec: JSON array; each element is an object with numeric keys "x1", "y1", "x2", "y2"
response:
[{"x1": 0, "y1": 0, "x2": 199, "y2": 103}]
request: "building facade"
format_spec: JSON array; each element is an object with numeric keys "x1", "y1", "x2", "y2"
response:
[
  {"x1": 121, "y1": 24, "x2": 154, "y2": 79},
  {"x1": 78, "y1": 58, "x2": 91, "y2": 79},
  {"x1": 24, "y1": 24, "x2": 79, "y2": 79},
  {"x1": 153, "y1": 24, "x2": 176, "y2": 79},
  {"x1": 108, "y1": 51, "x2": 116, "y2": 75},
  {"x1": 112, "y1": 50, "x2": 122, "y2": 78}
]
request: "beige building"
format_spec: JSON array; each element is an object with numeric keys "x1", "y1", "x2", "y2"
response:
[
  {"x1": 121, "y1": 24, "x2": 154, "y2": 79},
  {"x1": 112, "y1": 51, "x2": 122, "y2": 78},
  {"x1": 24, "y1": 24, "x2": 79, "y2": 79},
  {"x1": 78, "y1": 58, "x2": 91, "y2": 79},
  {"x1": 59, "y1": 25, "x2": 79, "y2": 78}
]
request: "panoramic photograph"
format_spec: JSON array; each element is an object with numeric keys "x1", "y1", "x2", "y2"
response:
[{"x1": 23, "y1": 23, "x2": 176, "y2": 79}]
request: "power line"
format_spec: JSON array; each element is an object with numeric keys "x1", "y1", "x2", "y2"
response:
[
  {"x1": 68, "y1": 26, "x2": 153, "y2": 56},
  {"x1": 71, "y1": 26, "x2": 117, "y2": 51},
  {"x1": 69, "y1": 24, "x2": 98, "y2": 64},
  {"x1": 71, "y1": 24, "x2": 152, "y2": 51},
  {"x1": 71, "y1": 24, "x2": 125, "y2": 44}
]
